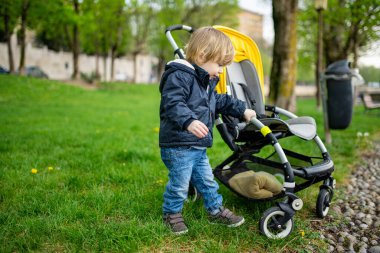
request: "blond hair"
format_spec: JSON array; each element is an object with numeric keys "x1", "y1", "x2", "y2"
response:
[{"x1": 185, "y1": 27, "x2": 234, "y2": 66}]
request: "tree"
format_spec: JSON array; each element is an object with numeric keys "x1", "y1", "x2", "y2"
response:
[
  {"x1": 181, "y1": 0, "x2": 239, "y2": 28},
  {"x1": 269, "y1": 0, "x2": 298, "y2": 111},
  {"x1": 81, "y1": 0, "x2": 131, "y2": 81},
  {"x1": 299, "y1": 0, "x2": 380, "y2": 68},
  {"x1": 359, "y1": 65, "x2": 380, "y2": 83},
  {"x1": 148, "y1": 0, "x2": 186, "y2": 78},
  {"x1": 33, "y1": 0, "x2": 83, "y2": 79},
  {"x1": 68, "y1": 0, "x2": 80, "y2": 80},
  {"x1": 297, "y1": 4, "x2": 316, "y2": 84},
  {"x1": 129, "y1": 0, "x2": 156, "y2": 83},
  {"x1": 0, "y1": 0, "x2": 19, "y2": 73},
  {"x1": 323, "y1": 0, "x2": 380, "y2": 67},
  {"x1": 17, "y1": 0, "x2": 42, "y2": 75},
  {"x1": 105, "y1": 0, "x2": 130, "y2": 81},
  {"x1": 80, "y1": 0, "x2": 101, "y2": 77},
  {"x1": 148, "y1": 0, "x2": 239, "y2": 79},
  {"x1": 17, "y1": 0, "x2": 29, "y2": 75}
]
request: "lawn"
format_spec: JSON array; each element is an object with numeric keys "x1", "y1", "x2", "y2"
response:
[{"x1": 0, "y1": 75, "x2": 379, "y2": 252}]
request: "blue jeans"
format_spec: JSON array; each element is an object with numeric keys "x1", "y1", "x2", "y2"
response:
[{"x1": 161, "y1": 147, "x2": 223, "y2": 215}]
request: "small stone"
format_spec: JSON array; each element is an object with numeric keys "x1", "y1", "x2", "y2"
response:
[
  {"x1": 347, "y1": 234, "x2": 358, "y2": 244},
  {"x1": 327, "y1": 239, "x2": 335, "y2": 245},
  {"x1": 333, "y1": 206, "x2": 342, "y2": 215},
  {"x1": 360, "y1": 224, "x2": 369, "y2": 229},
  {"x1": 357, "y1": 212, "x2": 366, "y2": 219},
  {"x1": 336, "y1": 245, "x2": 345, "y2": 252},
  {"x1": 363, "y1": 218, "x2": 373, "y2": 226},
  {"x1": 344, "y1": 216, "x2": 352, "y2": 221},
  {"x1": 368, "y1": 246, "x2": 380, "y2": 253},
  {"x1": 360, "y1": 247, "x2": 368, "y2": 253}
]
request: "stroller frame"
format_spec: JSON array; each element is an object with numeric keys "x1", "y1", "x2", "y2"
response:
[{"x1": 165, "y1": 25, "x2": 335, "y2": 239}]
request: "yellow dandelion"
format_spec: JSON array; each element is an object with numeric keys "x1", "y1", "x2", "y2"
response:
[
  {"x1": 155, "y1": 179, "x2": 164, "y2": 185},
  {"x1": 300, "y1": 230, "x2": 305, "y2": 237},
  {"x1": 31, "y1": 168, "x2": 38, "y2": 174},
  {"x1": 48, "y1": 166, "x2": 54, "y2": 171},
  {"x1": 153, "y1": 127, "x2": 160, "y2": 133}
]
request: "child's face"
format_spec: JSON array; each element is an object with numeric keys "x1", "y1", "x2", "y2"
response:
[{"x1": 199, "y1": 61, "x2": 224, "y2": 79}]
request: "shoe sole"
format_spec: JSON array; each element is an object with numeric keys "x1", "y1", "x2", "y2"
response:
[
  {"x1": 173, "y1": 229, "x2": 188, "y2": 235},
  {"x1": 227, "y1": 217, "x2": 245, "y2": 228},
  {"x1": 209, "y1": 217, "x2": 245, "y2": 228}
]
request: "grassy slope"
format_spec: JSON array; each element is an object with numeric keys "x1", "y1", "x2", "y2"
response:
[{"x1": 0, "y1": 75, "x2": 378, "y2": 252}]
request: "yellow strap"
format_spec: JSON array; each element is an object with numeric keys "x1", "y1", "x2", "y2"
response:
[{"x1": 260, "y1": 126, "x2": 271, "y2": 137}]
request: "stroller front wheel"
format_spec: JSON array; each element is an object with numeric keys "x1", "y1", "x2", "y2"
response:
[
  {"x1": 259, "y1": 207, "x2": 294, "y2": 239},
  {"x1": 316, "y1": 188, "x2": 331, "y2": 218}
]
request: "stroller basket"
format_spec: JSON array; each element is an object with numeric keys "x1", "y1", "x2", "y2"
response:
[{"x1": 165, "y1": 24, "x2": 335, "y2": 239}]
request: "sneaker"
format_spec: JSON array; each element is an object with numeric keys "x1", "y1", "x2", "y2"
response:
[
  {"x1": 163, "y1": 213, "x2": 188, "y2": 235},
  {"x1": 209, "y1": 207, "x2": 245, "y2": 227}
]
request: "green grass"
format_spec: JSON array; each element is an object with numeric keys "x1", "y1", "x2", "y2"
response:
[{"x1": 0, "y1": 75, "x2": 379, "y2": 252}]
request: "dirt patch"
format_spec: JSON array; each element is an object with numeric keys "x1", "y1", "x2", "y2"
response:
[{"x1": 60, "y1": 79, "x2": 100, "y2": 90}]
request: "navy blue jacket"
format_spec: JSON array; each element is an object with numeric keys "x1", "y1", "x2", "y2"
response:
[{"x1": 159, "y1": 59, "x2": 246, "y2": 148}]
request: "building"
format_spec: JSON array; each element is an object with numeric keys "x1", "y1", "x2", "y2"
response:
[
  {"x1": 238, "y1": 9, "x2": 264, "y2": 41},
  {"x1": 0, "y1": 31, "x2": 157, "y2": 83}
]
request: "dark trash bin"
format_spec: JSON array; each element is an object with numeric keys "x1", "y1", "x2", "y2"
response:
[{"x1": 324, "y1": 60, "x2": 353, "y2": 129}]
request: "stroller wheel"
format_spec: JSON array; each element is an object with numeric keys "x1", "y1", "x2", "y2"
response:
[
  {"x1": 187, "y1": 184, "x2": 200, "y2": 202},
  {"x1": 316, "y1": 188, "x2": 331, "y2": 218},
  {"x1": 259, "y1": 207, "x2": 294, "y2": 239}
]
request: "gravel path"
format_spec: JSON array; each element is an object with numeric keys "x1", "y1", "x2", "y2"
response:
[{"x1": 316, "y1": 140, "x2": 380, "y2": 253}]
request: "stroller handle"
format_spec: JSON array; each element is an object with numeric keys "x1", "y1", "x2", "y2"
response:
[
  {"x1": 165, "y1": 25, "x2": 194, "y2": 33},
  {"x1": 236, "y1": 117, "x2": 263, "y2": 131},
  {"x1": 165, "y1": 25, "x2": 194, "y2": 59}
]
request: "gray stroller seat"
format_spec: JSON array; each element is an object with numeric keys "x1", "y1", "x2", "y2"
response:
[{"x1": 226, "y1": 60, "x2": 317, "y2": 141}]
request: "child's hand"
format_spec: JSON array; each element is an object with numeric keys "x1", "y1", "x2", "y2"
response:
[
  {"x1": 244, "y1": 109, "x2": 256, "y2": 122},
  {"x1": 187, "y1": 120, "x2": 209, "y2": 138}
]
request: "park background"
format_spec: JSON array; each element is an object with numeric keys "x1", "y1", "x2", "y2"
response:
[{"x1": 1, "y1": 0, "x2": 380, "y2": 252}]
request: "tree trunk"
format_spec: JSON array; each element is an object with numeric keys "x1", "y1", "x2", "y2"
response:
[
  {"x1": 95, "y1": 52, "x2": 100, "y2": 78},
  {"x1": 269, "y1": 0, "x2": 298, "y2": 111},
  {"x1": 315, "y1": 8, "x2": 324, "y2": 109},
  {"x1": 351, "y1": 30, "x2": 359, "y2": 68},
  {"x1": 18, "y1": 0, "x2": 30, "y2": 75},
  {"x1": 132, "y1": 52, "x2": 138, "y2": 83},
  {"x1": 157, "y1": 56, "x2": 166, "y2": 80},
  {"x1": 102, "y1": 55, "x2": 107, "y2": 82},
  {"x1": 71, "y1": 0, "x2": 80, "y2": 80},
  {"x1": 323, "y1": 0, "x2": 347, "y2": 66},
  {"x1": 352, "y1": 43, "x2": 358, "y2": 69},
  {"x1": 110, "y1": 46, "x2": 116, "y2": 81},
  {"x1": 4, "y1": 12, "x2": 14, "y2": 73}
]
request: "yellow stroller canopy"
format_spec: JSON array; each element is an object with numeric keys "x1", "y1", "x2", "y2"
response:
[{"x1": 213, "y1": 25, "x2": 265, "y2": 100}]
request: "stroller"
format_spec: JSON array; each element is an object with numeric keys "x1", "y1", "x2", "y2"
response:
[{"x1": 165, "y1": 25, "x2": 335, "y2": 239}]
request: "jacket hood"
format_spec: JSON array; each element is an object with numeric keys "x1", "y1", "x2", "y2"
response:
[{"x1": 159, "y1": 59, "x2": 211, "y2": 93}]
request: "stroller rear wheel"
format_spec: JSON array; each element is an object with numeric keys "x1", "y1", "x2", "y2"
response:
[
  {"x1": 259, "y1": 206, "x2": 294, "y2": 239},
  {"x1": 187, "y1": 184, "x2": 200, "y2": 202},
  {"x1": 316, "y1": 188, "x2": 331, "y2": 218}
]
